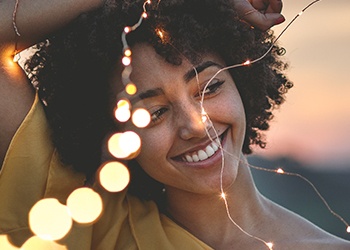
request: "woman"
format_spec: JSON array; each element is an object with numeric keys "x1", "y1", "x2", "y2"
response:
[{"x1": 1, "y1": 0, "x2": 349, "y2": 249}]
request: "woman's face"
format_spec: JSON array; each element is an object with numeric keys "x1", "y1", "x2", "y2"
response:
[{"x1": 117, "y1": 44, "x2": 246, "y2": 195}]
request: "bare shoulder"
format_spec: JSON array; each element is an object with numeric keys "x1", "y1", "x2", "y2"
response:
[{"x1": 0, "y1": 46, "x2": 34, "y2": 165}]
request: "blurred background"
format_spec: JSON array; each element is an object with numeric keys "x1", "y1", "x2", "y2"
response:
[{"x1": 250, "y1": 0, "x2": 350, "y2": 241}]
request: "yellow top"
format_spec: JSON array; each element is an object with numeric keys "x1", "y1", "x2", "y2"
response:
[{"x1": 0, "y1": 93, "x2": 212, "y2": 249}]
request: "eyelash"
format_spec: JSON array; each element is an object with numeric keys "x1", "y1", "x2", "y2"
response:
[
  {"x1": 149, "y1": 80, "x2": 225, "y2": 125},
  {"x1": 196, "y1": 80, "x2": 225, "y2": 98},
  {"x1": 150, "y1": 107, "x2": 168, "y2": 123}
]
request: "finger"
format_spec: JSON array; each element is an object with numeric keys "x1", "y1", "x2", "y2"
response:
[
  {"x1": 243, "y1": 11, "x2": 285, "y2": 30},
  {"x1": 266, "y1": 0, "x2": 283, "y2": 13}
]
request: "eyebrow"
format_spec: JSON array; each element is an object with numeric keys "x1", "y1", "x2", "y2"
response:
[
  {"x1": 130, "y1": 61, "x2": 223, "y2": 104},
  {"x1": 130, "y1": 87, "x2": 164, "y2": 104},
  {"x1": 184, "y1": 61, "x2": 223, "y2": 82}
]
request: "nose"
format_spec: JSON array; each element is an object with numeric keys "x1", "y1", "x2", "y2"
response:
[{"x1": 176, "y1": 101, "x2": 208, "y2": 141}]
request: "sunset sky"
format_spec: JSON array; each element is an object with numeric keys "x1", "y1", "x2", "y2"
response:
[{"x1": 254, "y1": 0, "x2": 350, "y2": 168}]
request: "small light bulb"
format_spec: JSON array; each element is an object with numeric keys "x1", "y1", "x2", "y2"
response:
[
  {"x1": 142, "y1": 12, "x2": 148, "y2": 18},
  {"x1": 124, "y1": 26, "x2": 131, "y2": 33},
  {"x1": 221, "y1": 192, "x2": 226, "y2": 199},
  {"x1": 266, "y1": 242, "x2": 273, "y2": 249},
  {"x1": 122, "y1": 56, "x2": 131, "y2": 66},
  {"x1": 243, "y1": 60, "x2": 251, "y2": 66},
  {"x1": 125, "y1": 83, "x2": 137, "y2": 95},
  {"x1": 124, "y1": 49, "x2": 132, "y2": 57},
  {"x1": 347, "y1": 226, "x2": 350, "y2": 233},
  {"x1": 277, "y1": 168, "x2": 284, "y2": 174}
]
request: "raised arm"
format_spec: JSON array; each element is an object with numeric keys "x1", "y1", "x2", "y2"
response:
[
  {"x1": 0, "y1": 0, "x2": 104, "y2": 166},
  {"x1": 0, "y1": 0, "x2": 104, "y2": 50}
]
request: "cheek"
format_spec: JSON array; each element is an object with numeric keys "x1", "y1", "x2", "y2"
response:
[{"x1": 135, "y1": 127, "x2": 172, "y2": 174}]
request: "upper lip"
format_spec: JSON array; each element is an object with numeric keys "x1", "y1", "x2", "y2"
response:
[{"x1": 170, "y1": 129, "x2": 227, "y2": 160}]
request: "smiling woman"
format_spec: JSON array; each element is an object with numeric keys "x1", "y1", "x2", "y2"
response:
[{"x1": 1, "y1": 0, "x2": 350, "y2": 249}]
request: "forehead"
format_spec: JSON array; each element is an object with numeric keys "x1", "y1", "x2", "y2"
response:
[{"x1": 112, "y1": 43, "x2": 226, "y2": 100}]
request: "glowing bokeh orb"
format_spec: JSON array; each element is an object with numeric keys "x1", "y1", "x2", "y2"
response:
[
  {"x1": 115, "y1": 106, "x2": 131, "y2": 123},
  {"x1": 29, "y1": 199, "x2": 72, "y2": 241},
  {"x1": 124, "y1": 49, "x2": 132, "y2": 57},
  {"x1": 347, "y1": 226, "x2": 350, "y2": 233},
  {"x1": 99, "y1": 162, "x2": 130, "y2": 192},
  {"x1": 21, "y1": 236, "x2": 67, "y2": 250},
  {"x1": 125, "y1": 83, "x2": 137, "y2": 95},
  {"x1": 66, "y1": 187, "x2": 103, "y2": 224},
  {"x1": 120, "y1": 131, "x2": 141, "y2": 155},
  {"x1": 108, "y1": 131, "x2": 141, "y2": 159},
  {"x1": 132, "y1": 108, "x2": 151, "y2": 128},
  {"x1": 0, "y1": 235, "x2": 19, "y2": 250},
  {"x1": 108, "y1": 133, "x2": 130, "y2": 159},
  {"x1": 122, "y1": 56, "x2": 131, "y2": 66}
]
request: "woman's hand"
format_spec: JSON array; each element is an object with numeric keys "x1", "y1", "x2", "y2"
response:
[{"x1": 232, "y1": 0, "x2": 285, "y2": 30}]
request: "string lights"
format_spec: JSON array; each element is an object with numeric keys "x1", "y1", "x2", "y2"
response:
[{"x1": 3, "y1": 0, "x2": 349, "y2": 249}]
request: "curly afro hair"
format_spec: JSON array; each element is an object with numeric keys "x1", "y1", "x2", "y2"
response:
[{"x1": 25, "y1": 0, "x2": 292, "y2": 201}]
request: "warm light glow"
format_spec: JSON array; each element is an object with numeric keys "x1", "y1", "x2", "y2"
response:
[
  {"x1": 0, "y1": 235, "x2": 19, "y2": 249},
  {"x1": 122, "y1": 56, "x2": 131, "y2": 66},
  {"x1": 108, "y1": 131, "x2": 141, "y2": 158},
  {"x1": 243, "y1": 60, "x2": 251, "y2": 66},
  {"x1": 298, "y1": 11, "x2": 304, "y2": 16},
  {"x1": 124, "y1": 49, "x2": 132, "y2": 57},
  {"x1": 66, "y1": 187, "x2": 103, "y2": 224},
  {"x1": 276, "y1": 168, "x2": 284, "y2": 174},
  {"x1": 132, "y1": 108, "x2": 151, "y2": 128},
  {"x1": 266, "y1": 242, "x2": 274, "y2": 249},
  {"x1": 13, "y1": 53, "x2": 20, "y2": 63},
  {"x1": 99, "y1": 161, "x2": 130, "y2": 192},
  {"x1": 221, "y1": 192, "x2": 226, "y2": 199},
  {"x1": 142, "y1": 12, "x2": 148, "y2": 18},
  {"x1": 108, "y1": 133, "x2": 130, "y2": 158},
  {"x1": 115, "y1": 106, "x2": 131, "y2": 122},
  {"x1": 124, "y1": 26, "x2": 131, "y2": 33},
  {"x1": 347, "y1": 226, "x2": 350, "y2": 233},
  {"x1": 157, "y1": 30, "x2": 164, "y2": 39},
  {"x1": 29, "y1": 199, "x2": 72, "y2": 241},
  {"x1": 21, "y1": 236, "x2": 67, "y2": 250},
  {"x1": 125, "y1": 83, "x2": 137, "y2": 95}
]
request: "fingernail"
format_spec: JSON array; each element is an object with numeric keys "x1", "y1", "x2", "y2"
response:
[{"x1": 275, "y1": 16, "x2": 285, "y2": 25}]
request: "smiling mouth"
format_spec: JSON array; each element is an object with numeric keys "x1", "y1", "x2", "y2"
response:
[{"x1": 175, "y1": 130, "x2": 227, "y2": 163}]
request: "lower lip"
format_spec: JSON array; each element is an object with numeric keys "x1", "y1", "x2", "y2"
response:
[{"x1": 174, "y1": 129, "x2": 228, "y2": 169}]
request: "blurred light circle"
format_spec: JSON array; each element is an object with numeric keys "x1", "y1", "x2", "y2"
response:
[
  {"x1": 0, "y1": 235, "x2": 19, "y2": 250},
  {"x1": 125, "y1": 83, "x2": 137, "y2": 95},
  {"x1": 120, "y1": 131, "x2": 141, "y2": 155},
  {"x1": 29, "y1": 198, "x2": 72, "y2": 241},
  {"x1": 66, "y1": 187, "x2": 103, "y2": 224},
  {"x1": 108, "y1": 133, "x2": 130, "y2": 159},
  {"x1": 115, "y1": 107, "x2": 131, "y2": 122},
  {"x1": 132, "y1": 109, "x2": 151, "y2": 128},
  {"x1": 122, "y1": 56, "x2": 131, "y2": 66},
  {"x1": 99, "y1": 162, "x2": 130, "y2": 192},
  {"x1": 21, "y1": 236, "x2": 67, "y2": 250}
]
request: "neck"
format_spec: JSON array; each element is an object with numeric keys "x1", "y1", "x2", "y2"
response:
[{"x1": 164, "y1": 158, "x2": 271, "y2": 248}]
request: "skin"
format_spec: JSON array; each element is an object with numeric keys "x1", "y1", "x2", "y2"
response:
[
  {"x1": 118, "y1": 43, "x2": 350, "y2": 249},
  {"x1": 0, "y1": 0, "x2": 283, "y2": 166}
]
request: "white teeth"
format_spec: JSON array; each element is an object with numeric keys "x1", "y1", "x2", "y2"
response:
[
  {"x1": 185, "y1": 155, "x2": 193, "y2": 162},
  {"x1": 205, "y1": 145, "x2": 215, "y2": 157},
  {"x1": 198, "y1": 150, "x2": 208, "y2": 161},
  {"x1": 182, "y1": 138, "x2": 221, "y2": 163}
]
